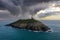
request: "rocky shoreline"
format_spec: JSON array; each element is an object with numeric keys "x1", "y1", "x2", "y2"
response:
[{"x1": 6, "y1": 19, "x2": 51, "y2": 32}]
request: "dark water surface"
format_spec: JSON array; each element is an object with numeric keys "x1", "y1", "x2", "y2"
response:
[{"x1": 0, "y1": 20, "x2": 60, "y2": 40}]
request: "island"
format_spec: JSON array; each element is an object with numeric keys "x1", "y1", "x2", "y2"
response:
[{"x1": 6, "y1": 18, "x2": 51, "y2": 32}]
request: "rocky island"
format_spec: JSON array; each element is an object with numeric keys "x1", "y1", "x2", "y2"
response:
[{"x1": 6, "y1": 18, "x2": 51, "y2": 32}]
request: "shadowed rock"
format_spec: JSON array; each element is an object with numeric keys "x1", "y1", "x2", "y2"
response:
[{"x1": 6, "y1": 18, "x2": 51, "y2": 32}]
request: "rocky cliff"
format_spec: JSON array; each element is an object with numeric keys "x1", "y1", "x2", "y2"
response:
[{"x1": 6, "y1": 19, "x2": 51, "y2": 32}]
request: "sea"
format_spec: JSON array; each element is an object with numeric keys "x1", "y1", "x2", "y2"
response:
[{"x1": 0, "y1": 20, "x2": 60, "y2": 40}]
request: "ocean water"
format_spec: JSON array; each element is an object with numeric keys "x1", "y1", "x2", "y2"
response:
[{"x1": 0, "y1": 20, "x2": 60, "y2": 40}]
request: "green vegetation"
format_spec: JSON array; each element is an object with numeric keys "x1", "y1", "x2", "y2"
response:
[
  {"x1": 15, "y1": 19, "x2": 37, "y2": 23},
  {"x1": 6, "y1": 18, "x2": 51, "y2": 32}
]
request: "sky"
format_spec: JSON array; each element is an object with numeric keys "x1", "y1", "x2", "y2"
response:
[
  {"x1": 0, "y1": 0, "x2": 60, "y2": 20},
  {"x1": 34, "y1": 1, "x2": 60, "y2": 20}
]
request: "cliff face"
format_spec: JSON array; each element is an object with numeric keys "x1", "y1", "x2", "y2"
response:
[{"x1": 6, "y1": 19, "x2": 51, "y2": 32}]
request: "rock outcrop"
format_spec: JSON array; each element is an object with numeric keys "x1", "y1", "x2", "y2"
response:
[{"x1": 6, "y1": 18, "x2": 51, "y2": 32}]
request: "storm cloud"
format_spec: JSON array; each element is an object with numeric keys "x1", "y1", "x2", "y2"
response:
[
  {"x1": 0, "y1": 0, "x2": 60, "y2": 20},
  {"x1": 0, "y1": 10, "x2": 16, "y2": 20},
  {"x1": 0, "y1": 0, "x2": 20, "y2": 15}
]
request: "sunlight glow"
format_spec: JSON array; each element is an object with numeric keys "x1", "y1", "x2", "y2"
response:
[{"x1": 35, "y1": 2, "x2": 60, "y2": 20}]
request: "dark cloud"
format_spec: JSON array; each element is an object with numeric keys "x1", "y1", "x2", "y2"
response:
[
  {"x1": 0, "y1": 0, "x2": 60, "y2": 18},
  {"x1": 0, "y1": 10, "x2": 16, "y2": 20},
  {"x1": 0, "y1": 0, "x2": 20, "y2": 15}
]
